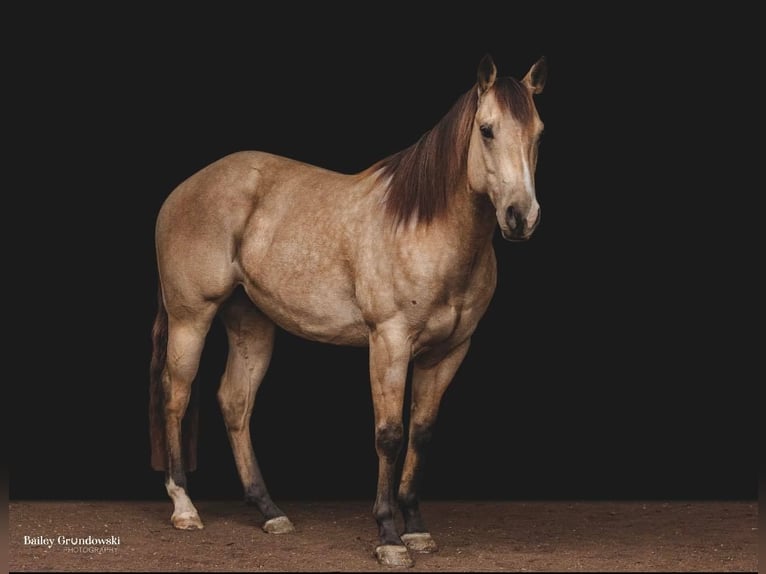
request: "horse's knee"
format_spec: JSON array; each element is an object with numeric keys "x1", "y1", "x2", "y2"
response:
[
  {"x1": 410, "y1": 423, "x2": 433, "y2": 451},
  {"x1": 376, "y1": 423, "x2": 404, "y2": 460}
]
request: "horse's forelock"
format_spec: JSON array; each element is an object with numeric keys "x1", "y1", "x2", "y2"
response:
[{"x1": 492, "y1": 77, "x2": 535, "y2": 126}]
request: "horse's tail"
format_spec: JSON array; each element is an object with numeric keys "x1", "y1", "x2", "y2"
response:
[{"x1": 149, "y1": 283, "x2": 199, "y2": 471}]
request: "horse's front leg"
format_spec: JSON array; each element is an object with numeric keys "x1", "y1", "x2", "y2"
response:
[
  {"x1": 368, "y1": 327, "x2": 412, "y2": 567},
  {"x1": 398, "y1": 338, "x2": 471, "y2": 554}
]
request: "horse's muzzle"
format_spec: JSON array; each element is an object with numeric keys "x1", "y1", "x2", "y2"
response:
[{"x1": 502, "y1": 205, "x2": 540, "y2": 241}]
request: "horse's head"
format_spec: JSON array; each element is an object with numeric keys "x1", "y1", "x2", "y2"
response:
[{"x1": 467, "y1": 55, "x2": 546, "y2": 241}]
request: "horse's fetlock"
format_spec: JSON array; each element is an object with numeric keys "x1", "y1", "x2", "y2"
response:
[{"x1": 398, "y1": 490, "x2": 418, "y2": 510}]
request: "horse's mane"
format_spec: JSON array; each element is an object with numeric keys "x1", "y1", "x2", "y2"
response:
[{"x1": 376, "y1": 77, "x2": 534, "y2": 226}]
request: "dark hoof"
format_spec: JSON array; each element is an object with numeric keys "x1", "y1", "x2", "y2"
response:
[
  {"x1": 262, "y1": 516, "x2": 295, "y2": 534},
  {"x1": 401, "y1": 532, "x2": 438, "y2": 553},
  {"x1": 375, "y1": 544, "x2": 413, "y2": 567}
]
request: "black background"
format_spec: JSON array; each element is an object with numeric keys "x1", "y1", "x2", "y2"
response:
[{"x1": 11, "y1": 6, "x2": 756, "y2": 502}]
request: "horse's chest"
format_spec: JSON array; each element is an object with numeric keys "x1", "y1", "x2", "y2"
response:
[
  {"x1": 413, "y1": 303, "x2": 462, "y2": 350},
  {"x1": 406, "y1": 256, "x2": 497, "y2": 355}
]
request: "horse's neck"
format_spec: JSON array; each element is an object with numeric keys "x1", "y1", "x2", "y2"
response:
[
  {"x1": 363, "y1": 165, "x2": 496, "y2": 261},
  {"x1": 442, "y1": 180, "x2": 497, "y2": 253}
]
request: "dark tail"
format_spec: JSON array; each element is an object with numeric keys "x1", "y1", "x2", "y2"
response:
[{"x1": 149, "y1": 284, "x2": 199, "y2": 471}]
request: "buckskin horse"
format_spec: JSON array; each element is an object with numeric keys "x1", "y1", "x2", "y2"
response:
[{"x1": 149, "y1": 54, "x2": 546, "y2": 567}]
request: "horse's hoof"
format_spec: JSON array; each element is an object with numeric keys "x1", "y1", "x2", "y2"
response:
[
  {"x1": 171, "y1": 512, "x2": 204, "y2": 530},
  {"x1": 375, "y1": 544, "x2": 414, "y2": 568},
  {"x1": 401, "y1": 532, "x2": 438, "y2": 553},
  {"x1": 262, "y1": 515, "x2": 295, "y2": 534}
]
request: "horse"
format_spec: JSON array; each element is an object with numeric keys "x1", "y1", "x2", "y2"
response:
[{"x1": 149, "y1": 53, "x2": 546, "y2": 567}]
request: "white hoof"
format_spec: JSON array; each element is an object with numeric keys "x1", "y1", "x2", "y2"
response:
[
  {"x1": 375, "y1": 544, "x2": 413, "y2": 567},
  {"x1": 262, "y1": 515, "x2": 295, "y2": 534},
  {"x1": 171, "y1": 512, "x2": 204, "y2": 530},
  {"x1": 401, "y1": 532, "x2": 438, "y2": 553}
]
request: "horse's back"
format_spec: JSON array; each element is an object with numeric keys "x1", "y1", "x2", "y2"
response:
[{"x1": 158, "y1": 150, "x2": 363, "y2": 234}]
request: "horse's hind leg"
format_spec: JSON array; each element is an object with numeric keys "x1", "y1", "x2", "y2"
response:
[
  {"x1": 163, "y1": 305, "x2": 218, "y2": 530},
  {"x1": 398, "y1": 338, "x2": 471, "y2": 553},
  {"x1": 218, "y1": 291, "x2": 294, "y2": 534}
]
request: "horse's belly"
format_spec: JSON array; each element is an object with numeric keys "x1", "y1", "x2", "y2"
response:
[{"x1": 241, "y1": 278, "x2": 370, "y2": 347}]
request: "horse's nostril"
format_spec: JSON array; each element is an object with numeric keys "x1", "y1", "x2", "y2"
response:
[
  {"x1": 506, "y1": 206, "x2": 517, "y2": 230},
  {"x1": 506, "y1": 205, "x2": 524, "y2": 232}
]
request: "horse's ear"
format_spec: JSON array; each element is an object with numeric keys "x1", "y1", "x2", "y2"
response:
[
  {"x1": 477, "y1": 53, "x2": 497, "y2": 94},
  {"x1": 522, "y1": 56, "x2": 547, "y2": 94}
]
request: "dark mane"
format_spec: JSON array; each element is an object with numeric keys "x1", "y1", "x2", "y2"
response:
[{"x1": 376, "y1": 77, "x2": 534, "y2": 226}]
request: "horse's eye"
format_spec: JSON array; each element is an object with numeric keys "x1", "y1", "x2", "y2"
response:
[{"x1": 480, "y1": 124, "x2": 494, "y2": 139}]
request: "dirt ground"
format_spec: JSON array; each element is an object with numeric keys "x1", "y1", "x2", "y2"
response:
[{"x1": 9, "y1": 500, "x2": 757, "y2": 572}]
